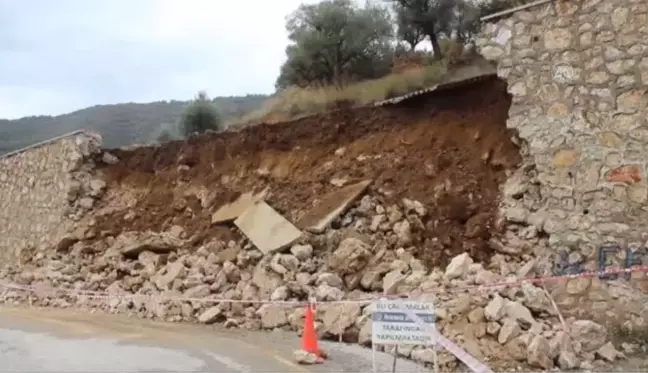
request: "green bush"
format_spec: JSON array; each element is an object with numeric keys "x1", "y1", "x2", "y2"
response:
[{"x1": 180, "y1": 91, "x2": 223, "y2": 136}]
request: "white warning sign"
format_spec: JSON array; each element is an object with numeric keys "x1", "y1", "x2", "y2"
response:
[{"x1": 371, "y1": 299, "x2": 436, "y2": 345}]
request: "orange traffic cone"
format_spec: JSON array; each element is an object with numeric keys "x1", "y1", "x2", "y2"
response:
[{"x1": 301, "y1": 304, "x2": 326, "y2": 359}]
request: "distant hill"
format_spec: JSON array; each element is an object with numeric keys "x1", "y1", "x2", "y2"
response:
[{"x1": 0, "y1": 94, "x2": 269, "y2": 155}]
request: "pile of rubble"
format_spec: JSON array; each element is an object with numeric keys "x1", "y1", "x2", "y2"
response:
[{"x1": 0, "y1": 191, "x2": 634, "y2": 372}]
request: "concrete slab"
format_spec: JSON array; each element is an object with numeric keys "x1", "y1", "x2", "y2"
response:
[
  {"x1": 211, "y1": 188, "x2": 268, "y2": 224},
  {"x1": 234, "y1": 201, "x2": 302, "y2": 254},
  {"x1": 297, "y1": 180, "x2": 372, "y2": 233}
]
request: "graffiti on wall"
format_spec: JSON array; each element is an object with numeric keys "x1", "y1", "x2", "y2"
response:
[{"x1": 554, "y1": 244, "x2": 647, "y2": 281}]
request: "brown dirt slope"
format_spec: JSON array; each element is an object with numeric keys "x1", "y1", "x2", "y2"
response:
[{"x1": 93, "y1": 77, "x2": 521, "y2": 268}]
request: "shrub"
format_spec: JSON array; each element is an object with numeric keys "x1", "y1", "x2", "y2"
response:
[{"x1": 180, "y1": 91, "x2": 223, "y2": 136}]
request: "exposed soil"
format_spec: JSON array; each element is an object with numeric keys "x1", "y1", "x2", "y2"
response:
[{"x1": 92, "y1": 77, "x2": 521, "y2": 268}]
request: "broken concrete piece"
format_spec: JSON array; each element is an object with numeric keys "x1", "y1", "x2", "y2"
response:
[
  {"x1": 211, "y1": 188, "x2": 268, "y2": 224},
  {"x1": 297, "y1": 180, "x2": 372, "y2": 233},
  {"x1": 234, "y1": 200, "x2": 302, "y2": 254},
  {"x1": 120, "y1": 233, "x2": 184, "y2": 258}
]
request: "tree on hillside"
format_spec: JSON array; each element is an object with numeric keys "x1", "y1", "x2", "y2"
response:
[
  {"x1": 276, "y1": 0, "x2": 394, "y2": 89},
  {"x1": 394, "y1": 3, "x2": 425, "y2": 50},
  {"x1": 390, "y1": 0, "x2": 457, "y2": 59},
  {"x1": 448, "y1": 0, "x2": 481, "y2": 44},
  {"x1": 179, "y1": 91, "x2": 223, "y2": 136}
]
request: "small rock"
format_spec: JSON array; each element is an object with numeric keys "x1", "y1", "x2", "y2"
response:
[
  {"x1": 393, "y1": 220, "x2": 412, "y2": 246},
  {"x1": 293, "y1": 349, "x2": 323, "y2": 365},
  {"x1": 383, "y1": 270, "x2": 406, "y2": 295},
  {"x1": 290, "y1": 244, "x2": 313, "y2": 261},
  {"x1": 330, "y1": 178, "x2": 348, "y2": 187},
  {"x1": 198, "y1": 306, "x2": 223, "y2": 324},
  {"x1": 402, "y1": 198, "x2": 427, "y2": 216},
  {"x1": 79, "y1": 197, "x2": 94, "y2": 209},
  {"x1": 570, "y1": 320, "x2": 607, "y2": 352},
  {"x1": 486, "y1": 322, "x2": 501, "y2": 335},
  {"x1": 558, "y1": 350, "x2": 579, "y2": 369},
  {"x1": 475, "y1": 269, "x2": 502, "y2": 285},
  {"x1": 445, "y1": 253, "x2": 473, "y2": 280},
  {"x1": 411, "y1": 348, "x2": 440, "y2": 364},
  {"x1": 89, "y1": 179, "x2": 107, "y2": 195},
  {"x1": 505, "y1": 336, "x2": 528, "y2": 361},
  {"x1": 316, "y1": 284, "x2": 344, "y2": 301},
  {"x1": 621, "y1": 342, "x2": 639, "y2": 354},
  {"x1": 549, "y1": 331, "x2": 572, "y2": 359},
  {"x1": 505, "y1": 207, "x2": 528, "y2": 223},
  {"x1": 328, "y1": 238, "x2": 371, "y2": 276},
  {"x1": 505, "y1": 300, "x2": 535, "y2": 326},
  {"x1": 316, "y1": 273, "x2": 344, "y2": 289},
  {"x1": 321, "y1": 303, "x2": 361, "y2": 338},
  {"x1": 527, "y1": 335, "x2": 553, "y2": 370},
  {"x1": 485, "y1": 294, "x2": 506, "y2": 321},
  {"x1": 271, "y1": 286, "x2": 289, "y2": 301},
  {"x1": 257, "y1": 305, "x2": 288, "y2": 329},
  {"x1": 520, "y1": 283, "x2": 552, "y2": 314},
  {"x1": 596, "y1": 342, "x2": 622, "y2": 362},
  {"x1": 499, "y1": 318, "x2": 522, "y2": 344},
  {"x1": 102, "y1": 152, "x2": 119, "y2": 164}
]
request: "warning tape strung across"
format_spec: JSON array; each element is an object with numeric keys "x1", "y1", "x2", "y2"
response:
[
  {"x1": 1, "y1": 265, "x2": 647, "y2": 306},
  {"x1": 445, "y1": 264, "x2": 648, "y2": 294}
]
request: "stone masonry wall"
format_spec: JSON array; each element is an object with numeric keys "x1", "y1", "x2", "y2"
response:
[
  {"x1": 0, "y1": 133, "x2": 102, "y2": 264},
  {"x1": 477, "y1": 0, "x2": 648, "y2": 335}
]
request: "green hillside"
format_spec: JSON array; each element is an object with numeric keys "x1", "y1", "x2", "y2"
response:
[{"x1": 0, "y1": 95, "x2": 268, "y2": 155}]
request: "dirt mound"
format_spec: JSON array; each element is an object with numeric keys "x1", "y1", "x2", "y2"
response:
[{"x1": 93, "y1": 77, "x2": 521, "y2": 268}]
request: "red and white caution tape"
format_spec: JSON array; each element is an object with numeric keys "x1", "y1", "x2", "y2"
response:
[{"x1": 2, "y1": 265, "x2": 647, "y2": 307}]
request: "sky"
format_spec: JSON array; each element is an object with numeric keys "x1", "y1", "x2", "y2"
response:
[{"x1": 0, "y1": 0, "x2": 318, "y2": 119}]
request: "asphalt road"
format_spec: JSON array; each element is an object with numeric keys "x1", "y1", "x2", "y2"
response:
[{"x1": 0, "y1": 306, "x2": 426, "y2": 372}]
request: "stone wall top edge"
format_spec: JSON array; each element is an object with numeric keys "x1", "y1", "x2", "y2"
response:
[
  {"x1": 0, "y1": 130, "x2": 96, "y2": 160},
  {"x1": 480, "y1": 0, "x2": 552, "y2": 23}
]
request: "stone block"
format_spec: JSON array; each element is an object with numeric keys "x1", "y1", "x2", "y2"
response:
[
  {"x1": 297, "y1": 180, "x2": 372, "y2": 233},
  {"x1": 234, "y1": 200, "x2": 302, "y2": 254},
  {"x1": 211, "y1": 188, "x2": 268, "y2": 224}
]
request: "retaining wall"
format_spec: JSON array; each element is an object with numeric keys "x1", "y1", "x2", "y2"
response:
[{"x1": 0, "y1": 132, "x2": 101, "y2": 263}]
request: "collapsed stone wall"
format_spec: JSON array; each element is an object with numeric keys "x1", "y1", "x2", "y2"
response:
[
  {"x1": 476, "y1": 0, "x2": 648, "y2": 335},
  {"x1": 0, "y1": 133, "x2": 102, "y2": 264},
  {"x1": 1, "y1": 77, "x2": 637, "y2": 371}
]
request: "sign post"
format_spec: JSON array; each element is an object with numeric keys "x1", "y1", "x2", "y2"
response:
[
  {"x1": 371, "y1": 299, "x2": 437, "y2": 372},
  {"x1": 370, "y1": 298, "x2": 493, "y2": 373}
]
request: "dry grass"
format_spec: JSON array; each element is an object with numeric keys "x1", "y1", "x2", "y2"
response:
[{"x1": 229, "y1": 62, "x2": 448, "y2": 127}]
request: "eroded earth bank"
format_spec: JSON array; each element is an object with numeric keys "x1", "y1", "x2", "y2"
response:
[{"x1": 0, "y1": 77, "x2": 638, "y2": 371}]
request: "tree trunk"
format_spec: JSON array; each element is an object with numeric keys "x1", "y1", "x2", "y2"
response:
[{"x1": 429, "y1": 33, "x2": 443, "y2": 60}]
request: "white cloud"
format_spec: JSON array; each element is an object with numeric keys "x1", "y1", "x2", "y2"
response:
[{"x1": 0, "y1": 0, "x2": 318, "y2": 119}]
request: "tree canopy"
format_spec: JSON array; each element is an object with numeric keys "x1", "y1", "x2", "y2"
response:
[
  {"x1": 276, "y1": 0, "x2": 394, "y2": 89},
  {"x1": 394, "y1": 3, "x2": 426, "y2": 51},
  {"x1": 179, "y1": 91, "x2": 224, "y2": 136}
]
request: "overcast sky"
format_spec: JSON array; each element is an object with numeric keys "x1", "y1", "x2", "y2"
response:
[{"x1": 0, "y1": 0, "x2": 319, "y2": 119}]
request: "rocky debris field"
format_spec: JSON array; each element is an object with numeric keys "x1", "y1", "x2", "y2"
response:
[
  {"x1": 91, "y1": 77, "x2": 521, "y2": 269},
  {"x1": 0, "y1": 76, "x2": 641, "y2": 372},
  {"x1": 0, "y1": 193, "x2": 638, "y2": 372}
]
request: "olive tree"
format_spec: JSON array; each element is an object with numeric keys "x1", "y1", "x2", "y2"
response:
[
  {"x1": 179, "y1": 91, "x2": 223, "y2": 136},
  {"x1": 390, "y1": 0, "x2": 456, "y2": 59},
  {"x1": 276, "y1": 0, "x2": 394, "y2": 89}
]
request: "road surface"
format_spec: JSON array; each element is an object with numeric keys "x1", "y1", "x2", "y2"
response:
[{"x1": 0, "y1": 306, "x2": 425, "y2": 372}]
